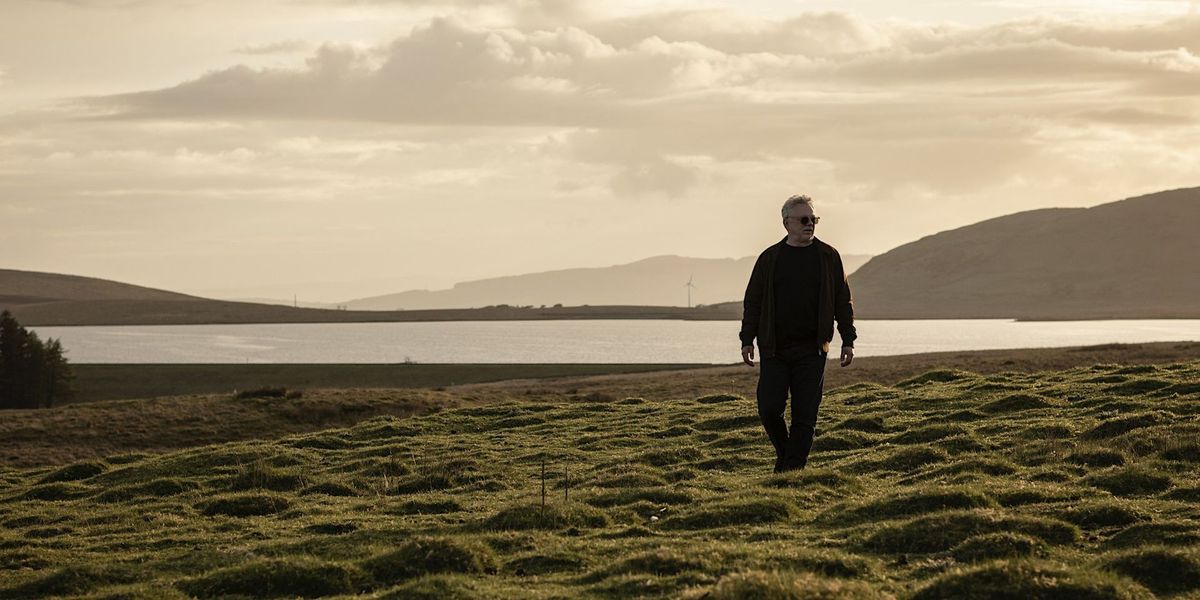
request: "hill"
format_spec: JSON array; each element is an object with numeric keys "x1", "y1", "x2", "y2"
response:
[
  {"x1": 849, "y1": 187, "x2": 1200, "y2": 319},
  {"x1": 345, "y1": 253, "x2": 873, "y2": 310},
  {"x1": 1, "y1": 356, "x2": 1198, "y2": 598},
  {"x1": 0, "y1": 269, "x2": 742, "y2": 326}
]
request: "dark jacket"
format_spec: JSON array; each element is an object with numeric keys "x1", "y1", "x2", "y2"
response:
[{"x1": 740, "y1": 236, "x2": 857, "y2": 358}]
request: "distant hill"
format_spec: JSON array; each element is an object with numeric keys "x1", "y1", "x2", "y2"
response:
[
  {"x1": 0, "y1": 269, "x2": 741, "y2": 326},
  {"x1": 345, "y1": 252, "x2": 873, "y2": 310},
  {"x1": 849, "y1": 187, "x2": 1200, "y2": 319}
]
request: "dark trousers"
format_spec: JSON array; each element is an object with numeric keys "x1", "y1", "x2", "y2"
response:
[{"x1": 757, "y1": 346, "x2": 828, "y2": 472}]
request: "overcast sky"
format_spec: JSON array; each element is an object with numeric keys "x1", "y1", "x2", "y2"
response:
[{"x1": 2, "y1": 0, "x2": 1198, "y2": 301}]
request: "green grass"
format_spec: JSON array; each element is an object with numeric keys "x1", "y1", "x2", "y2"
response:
[{"x1": 0, "y1": 359, "x2": 1198, "y2": 598}]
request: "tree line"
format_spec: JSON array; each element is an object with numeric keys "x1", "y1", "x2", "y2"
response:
[{"x1": 0, "y1": 310, "x2": 73, "y2": 409}]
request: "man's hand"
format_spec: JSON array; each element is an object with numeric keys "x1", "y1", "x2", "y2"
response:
[
  {"x1": 840, "y1": 346, "x2": 854, "y2": 367},
  {"x1": 741, "y1": 345, "x2": 756, "y2": 367}
]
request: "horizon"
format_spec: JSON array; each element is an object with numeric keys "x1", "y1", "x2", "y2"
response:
[{"x1": 3, "y1": 0, "x2": 1199, "y2": 302}]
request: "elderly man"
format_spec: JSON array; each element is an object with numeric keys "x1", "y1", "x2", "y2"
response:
[{"x1": 740, "y1": 194, "x2": 857, "y2": 473}]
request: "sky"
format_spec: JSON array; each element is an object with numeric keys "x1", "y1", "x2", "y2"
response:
[{"x1": 2, "y1": 0, "x2": 1198, "y2": 302}]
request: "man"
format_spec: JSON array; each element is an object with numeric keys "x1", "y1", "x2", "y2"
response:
[{"x1": 740, "y1": 194, "x2": 857, "y2": 473}]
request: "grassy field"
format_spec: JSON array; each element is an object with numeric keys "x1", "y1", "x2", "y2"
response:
[
  {"x1": 2, "y1": 356, "x2": 1199, "y2": 598},
  {"x1": 65, "y1": 364, "x2": 713, "y2": 405}
]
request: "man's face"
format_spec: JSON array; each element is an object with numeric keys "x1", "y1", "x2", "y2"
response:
[{"x1": 783, "y1": 204, "x2": 818, "y2": 243}]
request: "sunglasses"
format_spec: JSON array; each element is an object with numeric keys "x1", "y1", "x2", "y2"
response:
[{"x1": 786, "y1": 216, "x2": 820, "y2": 226}]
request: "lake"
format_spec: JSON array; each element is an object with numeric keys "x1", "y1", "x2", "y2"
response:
[{"x1": 29, "y1": 319, "x2": 1200, "y2": 364}]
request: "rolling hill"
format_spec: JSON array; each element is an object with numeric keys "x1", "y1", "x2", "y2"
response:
[
  {"x1": 344, "y1": 253, "x2": 873, "y2": 311},
  {"x1": 849, "y1": 187, "x2": 1200, "y2": 319}
]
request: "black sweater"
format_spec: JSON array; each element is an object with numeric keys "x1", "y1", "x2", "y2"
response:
[{"x1": 739, "y1": 237, "x2": 857, "y2": 358}]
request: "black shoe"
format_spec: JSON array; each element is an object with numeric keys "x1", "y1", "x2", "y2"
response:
[{"x1": 773, "y1": 456, "x2": 785, "y2": 474}]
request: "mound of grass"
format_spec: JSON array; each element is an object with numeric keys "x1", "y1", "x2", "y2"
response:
[
  {"x1": 233, "y1": 386, "x2": 294, "y2": 399},
  {"x1": 482, "y1": 503, "x2": 608, "y2": 530},
  {"x1": 832, "y1": 488, "x2": 995, "y2": 524},
  {"x1": 1106, "y1": 379, "x2": 1172, "y2": 395},
  {"x1": 911, "y1": 561, "x2": 1153, "y2": 600},
  {"x1": 505, "y1": 552, "x2": 585, "y2": 575},
  {"x1": 228, "y1": 459, "x2": 308, "y2": 492},
  {"x1": 759, "y1": 548, "x2": 881, "y2": 579},
  {"x1": 1104, "y1": 547, "x2": 1200, "y2": 595},
  {"x1": 97, "y1": 478, "x2": 200, "y2": 503},
  {"x1": 376, "y1": 574, "x2": 491, "y2": 600},
  {"x1": 176, "y1": 558, "x2": 361, "y2": 598},
  {"x1": 1019, "y1": 423, "x2": 1075, "y2": 440},
  {"x1": 1066, "y1": 449, "x2": 1126, "y2": 468},
  {"x1": 1085, "y1": 467, "x2": 1173, "y2": 497},
  {"x1": 1081, "y1": 413, "x2": 1163, "y2": 440},
  {"x1": 1058, "y1": 501, "x2": 1147, "y2": 529},
  {"x1": 636, "y1": 445, "x2": 704, "y2": 467},
  {"x1": 763, "y1": 468, "x2": 858, "y2": 490},
  {"x1": 1160, "y1": 440, "x2": 1200, "y2": 462},
  {"x1": 863, "y1": 510, "x2": 1079, "y2": 553},
  {"x1": 832, "y1": 416, "x2": 887, "y2": 433},
  {"x1": 863, "y1": 446, "x2": 950, "y2": 472},
  {"x1": 196, "y1": 493, "x2": 291, "y2": 517},
  {"x1": 397, "y1": 496, "x2": 464, "y2": 515},
  {"x1": 596, "y1": 548, "x2": 713, "y2": 578},
  {"x1": 38, "y1": 460, "x2": 107, "y2": 484},
  {"x1": 696, "y1": 393, "x2": 743, "y2": 404},
  {"x1": 1105, "y1": 521, "x2": 1200, "y2": 548},
  {"x1": 303, "y1": 522, "x2": 358, "y2": 535},
  {"x1": 585, "y1": 487, "x2": 694, "y2": 508},
  {"x1": 981, "y1": 394, "x2": 1054, "y2": 413},
  {"x1": 662, "y1": 497, "x2": 796, "y2": 529},
  {"x1": 595, "y1": 472, "x2": 669, "y2": 488},
  {"x1": 299, "y1": 481, "x2": 360, "y2": 497},
  {"x1": 890, "y1": 424, "x2": 967, "y2": 445},
  {"x1": 898, "y1": 369, "x2": 974, "y2": 387},
  {"x1": 361, "y1": 536, "x2": 496, "y2": 585},
  {"x1": 694, "y1": 570, "x2": 888, "y2": 600},
  {"x1": 810, "y1": 431, "x2": 877, "y2": 452},
  {"x1": 693, "y1": 415, "x2": 761, "y2": 431},
  {"x1": 20, "y1": 482, "x2": 90, "y2": 501},
  {"x1": 1, "y1": 563, "x2": 140, "y2": 598},
  {"x1": 951, "y1": 532, "x2": 1046, "y2": 562}
]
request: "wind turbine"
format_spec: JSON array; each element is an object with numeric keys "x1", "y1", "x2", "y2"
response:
[{"x1": 684, "y1": 274, "x2": 696, "y2": 308}]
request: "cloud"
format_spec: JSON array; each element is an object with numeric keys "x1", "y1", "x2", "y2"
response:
[
  {"x1": 234, "y1": 39, "x2": 311, "y2": 55},
  {"x1": 54, "y1": 11, "x2": 1200, "y2": 199}
]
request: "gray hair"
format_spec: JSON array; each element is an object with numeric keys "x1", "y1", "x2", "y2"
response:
[{"x1": 781, "y1": 194, "x2": 814, "y2": 218}]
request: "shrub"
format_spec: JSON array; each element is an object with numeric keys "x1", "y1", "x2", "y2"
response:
[
  {"x1": 176, "y1": 558, "x2": 361, "y2": 598},
  {"x1": 361, "y1": 537, "x2": 496, "y2": 585},
  {"x1": 911, "y1": 561, "x2": 1153, "y2": 600},
  {"x1": 196, "y1": 493, "x2": 291, "y2": 517},
  {"x1": 951, "y1": 532, "x2": 1046, "y2": 562}
]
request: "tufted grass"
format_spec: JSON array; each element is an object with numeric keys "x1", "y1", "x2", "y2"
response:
[{"x1": 0, "y1": 358, "x2": 1198, "y2": 598}]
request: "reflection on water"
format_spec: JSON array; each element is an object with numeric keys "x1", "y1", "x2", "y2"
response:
[{"x1": 29, "y1": 319, "x2": 1200, "y2": 364}]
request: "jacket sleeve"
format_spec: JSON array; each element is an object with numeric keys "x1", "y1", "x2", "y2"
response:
[
  {"x1": 833, "y1": 250, "x2": 857, "y2": 348},
  {"x1": 740, "y1": 253, "x2": 766, "y2": 347}
]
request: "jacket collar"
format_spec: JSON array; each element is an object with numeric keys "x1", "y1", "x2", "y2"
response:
[{"x1": 775, "y1": 236, "x2": 832, "y2": 254}]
